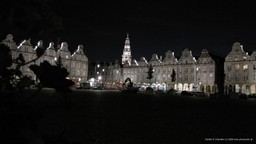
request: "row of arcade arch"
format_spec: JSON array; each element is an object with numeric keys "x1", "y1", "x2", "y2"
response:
[
  {"x1": 137, "y1": 82, "x2": 218, "y2": 93},
  {"x1": 225, "y1": 84, "x2": 256, "y2": 95},
  {"x1": 173, "y1": 83, "x2": 218, "y2": 93}
]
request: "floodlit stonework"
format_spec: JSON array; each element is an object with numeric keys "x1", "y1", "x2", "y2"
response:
[
  {"x1": 95, "y1": 35, "x2": 218, "y2": 93},
  {"x1": 224, "y1": 42, "x2": 256, "y2": 95},
  {"x1": 1, "y1": 34, "x2": 88, "y2": 85},
  {"x1": 122, "y1": 33, "x2": 132, "y2": 65}
]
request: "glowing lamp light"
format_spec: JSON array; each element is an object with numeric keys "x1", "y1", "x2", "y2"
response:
[
  {"x1": 17, "y1": 40, "x2": 26, "y2": 49},
  {"x1": 98, "y1": 76, "x2": 102, "y2": 80}
]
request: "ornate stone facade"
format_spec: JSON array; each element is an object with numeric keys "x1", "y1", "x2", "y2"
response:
[
  {"x1": 224, "y1": 42, "x2": 256, "y2": 95},
  {"x1": 1, "y1": 34, "x2": 88, "y2": 85},
  {"x1": 101, "y1": 35, "x2": 218, "y2": 93},
  {"x1": 122, "y1": 33, "x2": 132, "y2": 65}
]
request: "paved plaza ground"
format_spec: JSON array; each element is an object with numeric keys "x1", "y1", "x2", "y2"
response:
[{"x1": 6, "y1": 89, "x2": 256, "y2": 143}]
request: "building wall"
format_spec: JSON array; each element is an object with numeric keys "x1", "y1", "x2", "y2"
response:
[
  {"x1": 224, "y1": 42, "x2": 256, "y2": 95},
  {"x1": 103, "y1": 48, "x2": 217, "y2": 93},
  {"x1": 1, "y1": 34, "x2": 88, "y2": 85}
]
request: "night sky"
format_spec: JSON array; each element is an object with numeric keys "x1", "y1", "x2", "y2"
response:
[{"x1": 1, "y1": 0, "x2": 256, "y2": 62}]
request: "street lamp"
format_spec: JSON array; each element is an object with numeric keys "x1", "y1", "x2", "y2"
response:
[
  {"x1": 98, "y1": 76, "x2": 102, "y2": 81},
  {"x1": 98, "y1": 76, "x2": 102, "y2": 87},
  {"x1": 94, "y1": 63, "x2": 100, "y2": 77}
]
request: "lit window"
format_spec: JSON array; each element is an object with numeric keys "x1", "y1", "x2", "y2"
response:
[{"x1": 243, "y1": 64, "x2": 248, "y2": 70}]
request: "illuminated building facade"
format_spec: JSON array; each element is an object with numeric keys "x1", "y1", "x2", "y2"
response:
[
  {"x1": 100, "y1": 34, "x2": 219, "y2": 93},
  {"x1": 122, "y1": 33, "x2": 132, "y2": 65},
  {"x1": 1, "y1": 34, "x2": 88, "y2": 85},
  {"x1": 224, "y1": 42, "x2": 256, "y2": 95}
]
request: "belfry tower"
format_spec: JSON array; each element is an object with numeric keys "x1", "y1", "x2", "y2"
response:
[{"x1": 122, "y1": 33, "x2": 132, "y2": 65}]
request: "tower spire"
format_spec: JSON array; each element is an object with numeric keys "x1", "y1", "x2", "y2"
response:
[{"x1": 122, "y1": 33, "x2": 132, "y2": 65}]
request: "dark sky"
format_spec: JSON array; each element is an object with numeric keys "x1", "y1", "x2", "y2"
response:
[{"x1": 1, "y1": 0, "x2": 256, "y2": 62}]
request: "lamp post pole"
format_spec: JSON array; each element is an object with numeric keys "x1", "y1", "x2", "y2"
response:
[
  {"x1": 196, "y1": 67, "x2": 199, "y2": 92},
  {"x1": 94, "y1": 63, "x2": 100, "y2": 87}
]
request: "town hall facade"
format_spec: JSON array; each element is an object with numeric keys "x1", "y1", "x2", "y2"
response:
[{"x1": 95, "y1": 34, "x2": 219, "y2": 94}]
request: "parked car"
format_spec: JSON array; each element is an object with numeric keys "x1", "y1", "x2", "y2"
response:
[
  {"x1": 180, "y1": 91, "x2": 193, "y2": 96},
  {"x1": 92, "y1": 86, "x2": 103, "y2": 90},
  {"x1": 238, "y1": 93, "x2": 248, "y2": 99},
  {"x1": 192, "y1": 92, "x2": 208, "y2": 97},
  {"x1": 248, "y1": 94, "x2": 256, "y2": 99},
  {"x1": 210, "y1": 92, "x2": 222, "y2": 99},
  {"x1": 167, "y1": 88, "x2": 178, "y2": 95},
  {"x1": 77, "y1": 82, "x2": 91, "y2": 89}
]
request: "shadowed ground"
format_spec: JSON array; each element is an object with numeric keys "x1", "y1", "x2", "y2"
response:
[{"x1": 25, "y1": 89, "x2": 256, "y2": 143}]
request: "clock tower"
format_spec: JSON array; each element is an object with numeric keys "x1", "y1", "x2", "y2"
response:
[{"x1": 122, "y1": 33, "x2": 132, "y2": 65}]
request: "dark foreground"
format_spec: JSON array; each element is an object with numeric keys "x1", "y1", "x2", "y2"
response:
[{"x1": 4, "y1": 89, "x2": 256, "y2": 143}]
